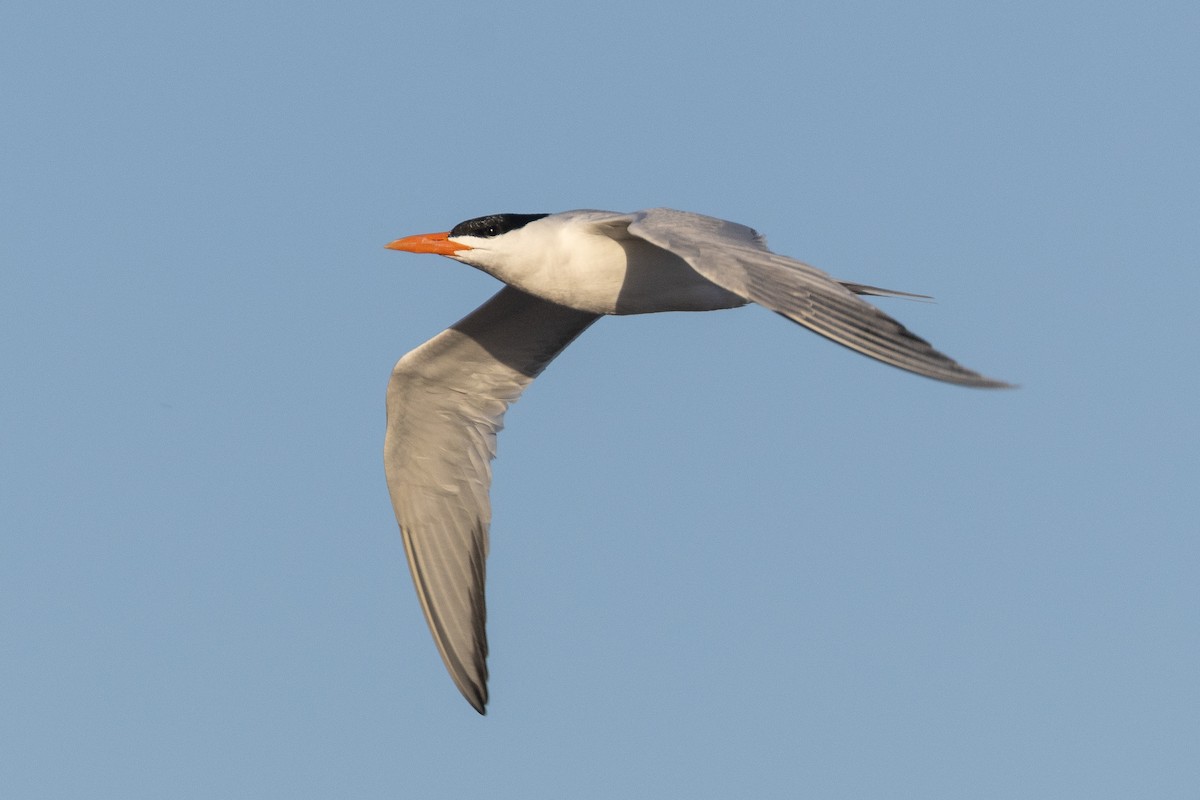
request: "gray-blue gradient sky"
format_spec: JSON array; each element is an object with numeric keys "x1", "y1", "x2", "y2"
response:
[{"x1": 3, "y1": 1, "x2": 1197, "y2": 797}]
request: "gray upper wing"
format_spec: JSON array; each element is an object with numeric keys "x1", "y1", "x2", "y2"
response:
[
  {"x1": 385, "y1": 287, "x2": 600, "y2": 713},
  {"x1": 627, "y1": 208, "x2": 1010, "y2": 388}
]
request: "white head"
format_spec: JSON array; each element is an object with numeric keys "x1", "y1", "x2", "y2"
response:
[{"x1": 385, "y1": 213, "x2": 552, "y2": 275}]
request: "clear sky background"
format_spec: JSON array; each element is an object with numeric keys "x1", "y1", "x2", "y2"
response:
[{"x1": 2, "y1": 1, "x2": 1197, "y2": 797}]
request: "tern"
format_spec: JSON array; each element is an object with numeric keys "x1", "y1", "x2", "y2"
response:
[{"x1": 383, "y1": 207, "x2": 1009, "y2": 713}]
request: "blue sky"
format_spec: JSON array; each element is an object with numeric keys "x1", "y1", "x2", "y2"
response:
[{"x1": 2, "y1": 1, "x2": 1197, "y2": 797}]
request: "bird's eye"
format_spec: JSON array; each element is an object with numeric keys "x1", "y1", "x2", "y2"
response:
[{"x1": 449, "y1": 213, "x2": 550, "y2": 239}]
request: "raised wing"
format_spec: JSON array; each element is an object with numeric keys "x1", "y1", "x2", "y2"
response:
[
  {"x1": 627, "y1": 208, "x2": 1010, "y2": 388},
  {"x1": 385, "y1": 287, "x2": 599, "y2": 713}
]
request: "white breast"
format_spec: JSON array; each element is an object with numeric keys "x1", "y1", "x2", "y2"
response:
[{"x1": 464, "y1": 216, "x2": 747, "y2": 316}]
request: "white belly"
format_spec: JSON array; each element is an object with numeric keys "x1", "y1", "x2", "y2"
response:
[{"x1": 487, "y1": 232, "x2": 746, "y2": 316}]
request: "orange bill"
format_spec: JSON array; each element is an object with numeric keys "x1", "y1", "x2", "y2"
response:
[{"x1": 385, "y1": 232, "x2": 472, "y2": 256}]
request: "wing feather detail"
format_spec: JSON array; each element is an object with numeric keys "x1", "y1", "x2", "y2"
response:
[
  {"x1": 628, "y1": 208, "x2": 1010, "y2": 388},
  {"x1": 385, "y1": 287, "x2": 599, "y2": 713}
]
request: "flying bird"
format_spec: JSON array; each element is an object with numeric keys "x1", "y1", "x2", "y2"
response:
[{"x1": 383, "y1": 207, "x2": 1009, "y2": 713}]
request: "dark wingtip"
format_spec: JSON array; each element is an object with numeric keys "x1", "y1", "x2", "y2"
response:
[
  {"x1": 964, "y1": 376, "x2": 1019, "y2": 390},
  {"x1": 464, "y1": 685, "x2": 488, "y2": 715}
]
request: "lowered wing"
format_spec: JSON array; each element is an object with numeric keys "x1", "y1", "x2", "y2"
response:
[{"x1": 385, "y1": 287, "x2": 599, "y2": 713}]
